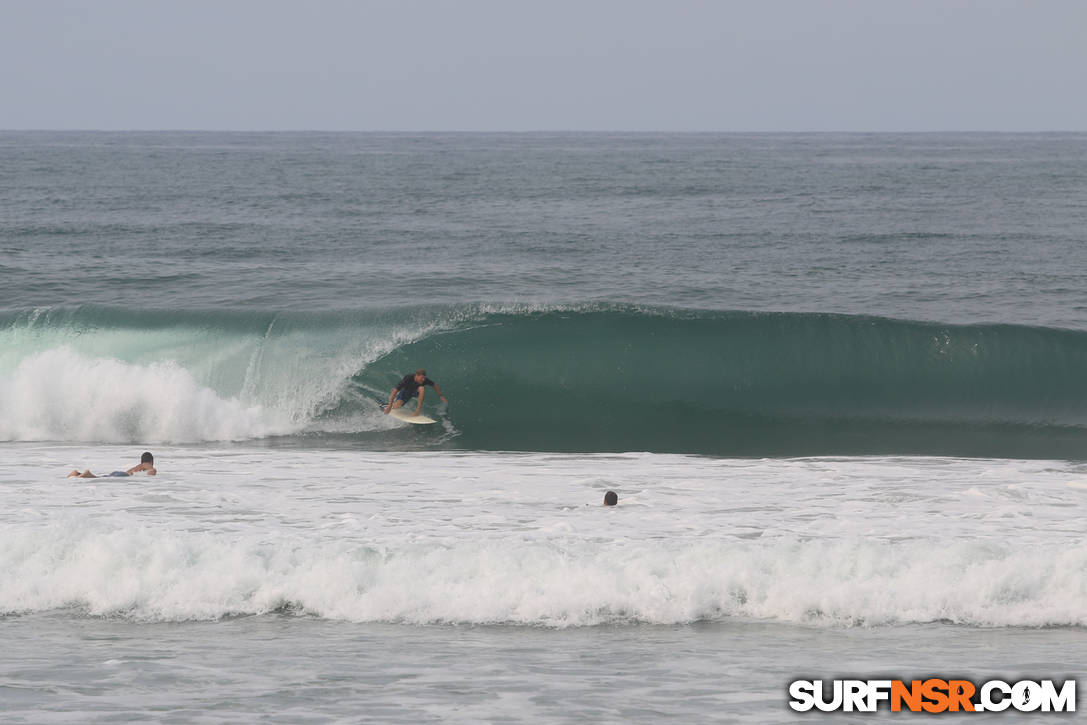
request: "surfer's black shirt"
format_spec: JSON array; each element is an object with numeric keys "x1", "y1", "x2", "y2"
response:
[{"x1": 396, "y1": 374, "x2": 435, "y2": 397}]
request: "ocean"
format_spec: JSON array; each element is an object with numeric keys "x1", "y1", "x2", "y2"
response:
[{"x1": 2, "y1": 131, "x2": 1086, "y2": 722}]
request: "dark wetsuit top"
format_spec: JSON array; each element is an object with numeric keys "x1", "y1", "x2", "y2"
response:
[{"x1": 395, "y1": 374, "x2": 435, "y2": 400}]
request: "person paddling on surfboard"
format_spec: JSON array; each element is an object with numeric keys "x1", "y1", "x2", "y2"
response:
[
  {"x1": 383, "y1": 368, "x2": 448, "y2": 417},
  {"x1": 67, "y1": 451, "x2": 157, "y2": 478}
]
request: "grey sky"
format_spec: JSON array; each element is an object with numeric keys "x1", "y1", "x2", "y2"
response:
[{"x1": 2, "y1": 0, "x2": 1085, "y2": 131}]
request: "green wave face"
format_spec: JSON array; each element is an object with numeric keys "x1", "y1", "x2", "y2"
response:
[
  {"x1": 5, "y1": 305, "x2": 1087, "y2": 457},
  {"x1": 363, "y1": 308, "x2": 1087, "y2": 458}
]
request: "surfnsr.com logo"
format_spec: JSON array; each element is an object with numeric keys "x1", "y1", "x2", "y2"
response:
[{"x1": 788, "y1": 679, "x2": 1076, "y2": 713}]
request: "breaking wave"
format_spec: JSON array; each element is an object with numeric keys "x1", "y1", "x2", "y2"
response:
[
  {"x1": 3, "y1": 521, "x2": 1085, "y2": 627},
  {"x1": 3, "y1": 304, "x2": 1087, "y2": 457}
]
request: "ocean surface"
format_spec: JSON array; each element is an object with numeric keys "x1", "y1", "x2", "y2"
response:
[{"x1": 2, "y1": 131, "x2": 1086, "y2": 722}]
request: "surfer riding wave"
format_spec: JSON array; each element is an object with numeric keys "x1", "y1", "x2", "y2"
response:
[{"x1": 383, "y1": 368, "x2": 448, "y2": 417}]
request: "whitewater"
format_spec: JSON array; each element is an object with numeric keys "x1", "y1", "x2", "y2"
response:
[
  {"x1": 3, "y1": 445, "x2": 1086, "y2": 722},
  {"x1": 5, "y1": 446, "x2": 1087, "y2": 627},
  {"x1": 3, "y1": 131, "x2": 1087, "y2": 722}
]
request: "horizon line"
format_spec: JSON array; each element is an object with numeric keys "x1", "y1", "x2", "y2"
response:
[{"x1": 3, "y1": 128, "x2": 1086, "y2": 135}]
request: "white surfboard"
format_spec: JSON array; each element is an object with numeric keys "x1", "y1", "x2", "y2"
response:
[{"x1": 388, "y1": 408, "x2": 437, "y2": 425}]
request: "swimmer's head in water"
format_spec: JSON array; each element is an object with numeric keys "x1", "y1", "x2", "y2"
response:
[
  {"x1": 141, "y1": 452, "x2": 154, "y2": 464},
  {"x1": 604, "y1": 491, "x2": 618, "y2": 506}
]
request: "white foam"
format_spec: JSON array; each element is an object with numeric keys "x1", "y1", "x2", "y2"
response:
[
  {"x1": 0, "y1": 308, "x2": 471, "y2": 442},
  {"x1": 2, "y1": 447, "x2": 1085, "y2": 627},
  {"x1": 2, "y1": 519, "x2": 1084, "y2": 627},
  {"x1": 0, "y1": 348, "x2": 297, "y2": 442}
]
